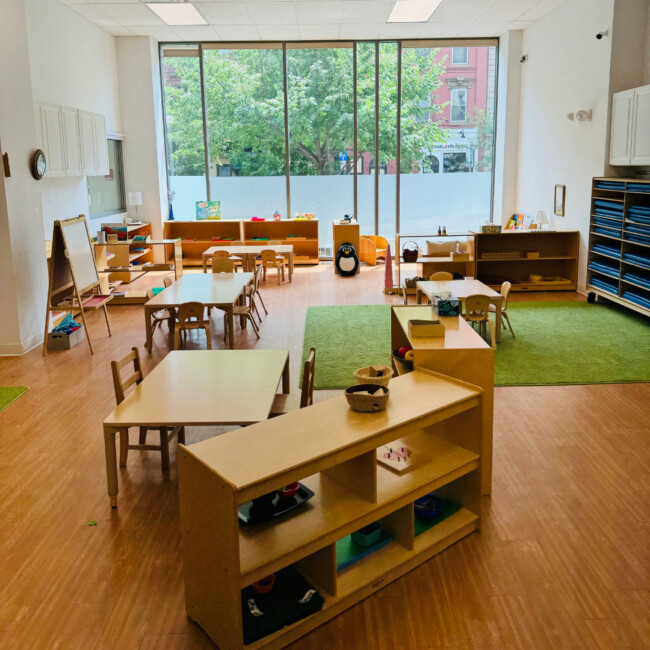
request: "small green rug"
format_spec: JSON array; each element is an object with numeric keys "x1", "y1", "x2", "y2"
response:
[
  {"x1": 0, "y1": 386, "x2": 29, "y2": 413},
  {"x1": 301, "y1": 302, "x2": 650, "y2": 388},
  {"x1": 301, "y1": 305, "x2": 391, "y2": 389}
]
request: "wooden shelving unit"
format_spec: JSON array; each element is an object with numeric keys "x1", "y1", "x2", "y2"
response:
[
  {"x1": 102, "y1": 222, "x2": 153, "y2": 283},
  {"x1": 474, "y1": 230, "x2": 579, "y2": 292},
  {"x1": 163, "y1": 220, "x2": 320, "y2": 267},
  {"x1": 163, "y1": 220, "x2": 243, "y2": 266},
  {"x1": 332, "y1": 220, "x2": 360, "y2": 274},
  {"x1": 390, "y1": 305, "x2": 493, "y2": 496},
  {"x1": 587, "y1": 177, "x2": 650, "y2": 316},
  {"x1": 178, "y1": 369, "x2": 484, "y2": 649},
  {"x1": 243, "y1": 219, "x2": 319, "y2": 265}
]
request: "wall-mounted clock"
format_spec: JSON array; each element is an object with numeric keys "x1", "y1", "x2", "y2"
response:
[{"x1": 31, "y1": 149, "x2": 46, "y2": 180}]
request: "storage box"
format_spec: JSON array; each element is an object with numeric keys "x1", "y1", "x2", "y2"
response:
[
  {"x1": 408, "y1": 319, "x2": 446, "y2": 338},
  {"x1": 432, "y1": 294, "x2": 461, "y2": 317},
  {"x1": 525, "y1": 251, "x2": 540, "y2": 259},
  {"x1": 451, "y1": 251, "x2": 470, "y2": 261},
  {"x1": 481, "y1": 224, "x2": 502, "y2": 234},
  {"x1": 47, "y1": 326, "x2": 85, "y2": 350}
]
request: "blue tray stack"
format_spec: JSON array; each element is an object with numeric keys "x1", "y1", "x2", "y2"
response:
[{"x1": 588, "y1": 177, "x2": 650, "y2": 315}]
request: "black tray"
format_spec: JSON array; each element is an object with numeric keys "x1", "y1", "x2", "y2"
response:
[{"x1": 238, "y1": 484, "x2": 315, "y2": 525}]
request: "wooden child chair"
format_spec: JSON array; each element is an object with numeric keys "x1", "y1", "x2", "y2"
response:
[
  {"x1": 148, "y1": 276, "x2": 175, "y2": 338},
  {"x1": 260, "y1": 249, "x2": 286, "y2": 284},
  {"x1": 212, "y1": 248, "x2": 244, "y2": 271},
  {"x1": 174, "y1": 302, "x2": 212, "y2": 350},
  {"x1": 111, "y1": 346, "x2": 184, "y2": 471},
  {"x1": 223, "y1": 300, "x2": 260, "y2": 343},
  {"x1": 429, "y1": 271, "x2": 453, "y2": 281},
  {"x1": 464, "y1": 294, "x2": 496, "y2": 349},
  {"x1": 212, "y1": 257, "x2": 235, "y2": 274},
  {"x1": 489, "y1": 281, "x2": 515, "y2": 336},
  {"x1": 270, "y1": 347, "x2": 316, "y2": 416},
  {"x1": 245, "y1": 265, "x2": 268, "y2": 323}
]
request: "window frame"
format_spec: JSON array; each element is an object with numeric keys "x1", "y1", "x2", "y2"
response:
[
  {"x1": 87, "y1": 137, "x2": 126, "y2": 220},
  {"x1": 451, "y1": 47, "x2": 469, "y2": 65}
]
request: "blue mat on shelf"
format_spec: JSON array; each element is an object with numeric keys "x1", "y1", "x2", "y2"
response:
[
  {"x1": 589, "y1": 261, "x2": 620, "y2": 277},
  {"x1": 593, "y1": 243, "x2": 622, "y2": 258},
  {"x1": 622, "y1": 272, "x2": 650, "y2": 290},
  {"x1": 623, "y1": 253, "x2": 650, "y2": 268},
  {"x1": 629, "y1": 205, "x2": 650, "y2": 213},
  {"x1": 593, "y1": 217, "x2": 622, "y2": 230},
  {"x1": 628, "y1": 215, "x2": 650, "y2": 226},
  {"x1": 625, "y1": 235, "x2": 650, "y2": 246},
  {"x1": 627, "y1": 184, "x2": 650, "y2": 193},
  {"x1": 625, "y1": 225, "x2": 650, "y2": 238},
  {"x1": 590, "y1": 277, "x2": 619, "y2": 295},
  {"x1": 594, "y1": 199, "x2": 624, "y2": 211},
  {"x1": 595, "y1": 181, "x2": 625, "y2": 190},
  {"x1": 622, "y1": 291, "x2": 650, "y2": 310},
  {"x1": 594, "y1": 228, "x2": 621, "y2": 238},
  {"x1": 593, "y1": 209, "x2": 624, "y2": 219}
]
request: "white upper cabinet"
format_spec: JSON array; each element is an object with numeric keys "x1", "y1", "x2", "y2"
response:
[
  {"x1": 78, "y1": 109, "x2": 97, "y2": 176},
  {"x1": 630, "y1": 85, "x2": 650, "y2": 165},
  {"x1": 91, "y1": 113, "x2": 109, "y2": 176},
  {"x1": 609, "y1": 85, "x2": 650, "y2": 166},
  {"x1": 33, "y1": 102, "x2": 111, "y2": 177},
  {"x1": 40, "y1": 104, "x2": 66, "y2": 177},
  {"x1": 60, "y1": 106, "x2": 82, "y2": 176}
]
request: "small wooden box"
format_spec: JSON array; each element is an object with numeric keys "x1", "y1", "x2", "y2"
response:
[
  {"x1": 451, "y1": 251, "x2": 470, "y2": 261},
  {"x1": 525, "y1": 251, "x2": 540, "y2": 259},
  {"x1": 408, "y1": 319, "x2": 446, "y2": 338}
]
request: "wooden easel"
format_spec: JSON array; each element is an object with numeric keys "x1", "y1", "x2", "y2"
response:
[{"x1": 43, "y1": 215, "x2": 113, "y2": 355}]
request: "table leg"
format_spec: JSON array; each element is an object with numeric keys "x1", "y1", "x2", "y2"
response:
[
  {"x1": 226, "y1": 307, "x2": 235, "y2": 349},
  {"x1": 202, "y1": 256, "x2": 207, "y2": 273},
  {"x1": 416, "y1": 288, "x2": 422, "y2": 304},
  {"x1": 104, "y1": 426, "x2": 119, "y2": 508},
  {"x1": 282, "y1": 356, "x2": 290, "y2": 393},
  {"x1": 238, "y1": 292, "x2": 246, "y2": 328},
  {"x1": 288, "y1": 253, "x2": 293, "y2": 282},
  {"x1": 494, "y1": 300, "x2": 502, "y2": 343},
  {"x1": 144, "y1": 307, "x2": 153, "y2": 353}
]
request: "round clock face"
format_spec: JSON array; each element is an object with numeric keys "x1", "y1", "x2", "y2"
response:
[
  {"x1": 36, "y1": 153, "x2": 46, "y2": 176},
  {"x1": 31, "y1": 149, "x2": 46, "y2": 180}
]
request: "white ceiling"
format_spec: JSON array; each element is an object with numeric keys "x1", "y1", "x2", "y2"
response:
[{"x1": 58, "y1": 0, "x2": 567, "y2": 41}]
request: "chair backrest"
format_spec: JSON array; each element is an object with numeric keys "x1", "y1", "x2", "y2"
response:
[
  {"x1": 111, "y1": 346, "x2": 143, "y2": 405},
  {"x1": 163, "y1": 276, "x2": 173, "y2": 288},
  {"x1": 465, "y1": 294, "x2": 491, "y2": 320},
  {"x1": 212, "y1": 258, "x2": 235, "y2": 273},
  {"x1": 177, "y1": 302, "x2": 207, "y2": 326},
  {"x1": 267, "y1": 240, "x2": 282, "y2": 245},
  {"x1": 500, "y1": 281, "x2": 512, "y2": 309},
  {"x1": 253, "y1": 264, "x2": 264, "y2": 290},
  {"x1": 212, "y1": 250, "x2": 230, "y2": 260},
  {"x1": 231, "y1": 240, "x2": 244, "y2": 246},
  {"x1": 430, "y1": 272, "x2": 453, "y2": 281},
  {"x1": 300, "y1": 347, "x2": 316, "y2": 408},
  {"x1": 261, "y1": 249, "x2": 278, "y2": 264}
]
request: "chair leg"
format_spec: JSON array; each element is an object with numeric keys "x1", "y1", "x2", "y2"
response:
[
  {"x1": 119, "y1": 429, "x2": 129, "y2": 467},
  {"x1": 159, "y1": 427, "x2": 170, "y2": 471},
  {"x1": 174, "y1": 327, "x2": 181, "y2": 350},
  {"x1": 262, "y1": 266, "x2": 267, "y2": 281},
  {"x1": 139, "y1": 427, "x2": 147, "y2": 444},
  {"x1": 503, "y1": 311, "x2": 515, "y2": 336},
  {"x1": 223, "y1": 313, "x2": 228, "y2": 343},
  {"x1": 204, "y1": 323, "x2": 212, "y2": 349},
  {"x1": 256, "y1": 290, "x2": 268, "y2": 315},
  {"x1": 178, "y1": 426, "x2": 186, "y2": 445},
  {"x1": 249, "y1": 314, "x2": 261, "y2": 338},
  {"x1": 277, "y1": 264, "x2": 281, "y2": 284},
  {"x1": 487, "y1": 317, "x2": 496, "y2": 349}
]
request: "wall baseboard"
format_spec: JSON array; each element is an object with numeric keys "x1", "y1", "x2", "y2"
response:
[{"x1": 0, "y1": 332, "x2": 43, "y2": 356}]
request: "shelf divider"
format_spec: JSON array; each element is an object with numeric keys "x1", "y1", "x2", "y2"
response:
[{"x1": 322, "y1": 450, "x2": 377, "y2": 503}]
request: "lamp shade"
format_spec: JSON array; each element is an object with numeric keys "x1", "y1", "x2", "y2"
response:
[
  {"x1": 128, "y1": 191, "x2": 143, "y2": 206},
  {"x1": 536, "y1": 210, "x2": 549, "y2": 224}
]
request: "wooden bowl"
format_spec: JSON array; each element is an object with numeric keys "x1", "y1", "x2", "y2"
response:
[
  {"x1": 345, "y1": 384, "x2": 389, "y2": 413},
  {"x1": 277, "y1": 482, "x2": 300, "y2": 499}
]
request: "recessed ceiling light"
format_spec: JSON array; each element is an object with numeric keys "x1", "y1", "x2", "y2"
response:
[
  {"x1": 146, "y1": 2, "x2": 207, "y2": 26},
  {"x1": 387, "y1": 0, "x2": 443, "y2": 23}
]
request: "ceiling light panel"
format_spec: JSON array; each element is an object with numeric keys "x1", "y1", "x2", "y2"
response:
[
  {"x1": 146, "y1": 3, "x2": 207, "y2": 26},
  {"x1": 387, "y1": 0, "x2": 443, "y2": 23}
]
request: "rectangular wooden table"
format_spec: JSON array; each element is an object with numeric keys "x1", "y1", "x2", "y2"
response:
[
  {"x1": 202, "y1": 244, "x2": 294, "y2": 281},
  {"x1": 416, "y1": 278, "x2": 504, "y2": 342},
  {"x1": 103, "y1": 349, "x2": 290, "y2": 507},
  {"x1": 144, "y1": 272, "x2": 253, "y2": 351}
]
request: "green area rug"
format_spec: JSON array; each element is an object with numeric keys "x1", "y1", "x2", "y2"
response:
[
  {"x1": 301, "y1": 303, "x2": 650, "y2": 388},
  {"x1": 0, "y1": 386, "x2": 29, "y2": 413}
]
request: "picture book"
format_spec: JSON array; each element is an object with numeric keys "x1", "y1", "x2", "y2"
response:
[{"x1": 196, "y1": 201, "x2": 221, "y2": 220}]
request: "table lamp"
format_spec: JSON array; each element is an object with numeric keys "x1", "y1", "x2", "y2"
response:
[
  {"x1": 536, "y1": 210, "x2": 550, "y2": 230},
  {"x1": 128, "y1": 191, "x2": 143, "y2": 221}
]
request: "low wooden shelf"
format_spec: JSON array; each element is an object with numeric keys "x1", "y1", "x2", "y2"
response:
[{"x1": 178, "y1": 369, "x2": 484, "y2": 649}]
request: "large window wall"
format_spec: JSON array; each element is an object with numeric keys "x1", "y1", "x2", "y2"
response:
[{"x1": 161, "y1": 40, "x2": 497, "y2": 253}]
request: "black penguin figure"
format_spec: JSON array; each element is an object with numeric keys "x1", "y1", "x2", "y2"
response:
[{"x1": 335, "y1": 242, "x2": 359, "y2": 277}]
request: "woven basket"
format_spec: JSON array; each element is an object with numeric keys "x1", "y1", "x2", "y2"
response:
[
  {"x1": 354, "y1": 365, "x2": 393, "y2": 387},
  {"x1": 345, "y1": 384, "x2": 390, "y2": 413},
  {"x1": 401, "y1": 241, "x2": 419, "y2": 263}
]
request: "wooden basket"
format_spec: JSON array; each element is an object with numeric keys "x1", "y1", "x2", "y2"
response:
[
  {"x1": 354, "y1": 365, "x2": 393, "y2": 387},
  {"x1": 345, "y1": 384, "x2": 390, "y2": 413}
]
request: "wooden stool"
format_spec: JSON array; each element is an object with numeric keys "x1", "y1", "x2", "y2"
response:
[{"x1": 111, "y1": 347, "x2": 184, "y2": 471}]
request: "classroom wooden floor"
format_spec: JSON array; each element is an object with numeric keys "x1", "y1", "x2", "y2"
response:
[{"x1": 0, "y1": 263, "x2": 647, "y2": 649}]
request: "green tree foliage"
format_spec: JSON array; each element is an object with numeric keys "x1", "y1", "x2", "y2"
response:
[
  {"x1": 163, "y1": 46, "x2": 449, "y2": 177},
  {"x1": 467, "y1": 108, "x2": 494, "y2": 171}
]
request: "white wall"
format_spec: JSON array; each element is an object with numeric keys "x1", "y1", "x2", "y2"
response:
[
  {"x1": 0, "y1": 0, "x2": 49, "y2": 354},
  {"x1": 516, "y1": 0, "x2": 616, "y2": 291},
  {"x1": 25, "y1": 0, "x2": 123, "y2": 237}
]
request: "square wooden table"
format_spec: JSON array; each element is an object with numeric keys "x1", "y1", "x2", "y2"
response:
[
  {"x1": 416, "y1": 278, "x2": 504, "y2": 342},
  {"x1": 202, "y1": 245, "x2": 294, "y2": 281},
  {"x1": 103, "y1": 349, "x2": 290, "y2": 507},
  {"x1": 144, "y1": 273, "x2": 253, "y2": 351}
]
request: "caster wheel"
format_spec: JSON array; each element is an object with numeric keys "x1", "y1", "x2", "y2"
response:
[{"x1": 587, "y1": 292, "x2": 596, "y2": 304}]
